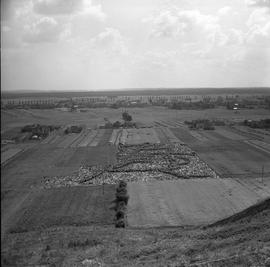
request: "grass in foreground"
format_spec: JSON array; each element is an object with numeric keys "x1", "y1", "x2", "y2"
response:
[{"x1": 2, "y1": 199, "x2": 270, "y2": 266}]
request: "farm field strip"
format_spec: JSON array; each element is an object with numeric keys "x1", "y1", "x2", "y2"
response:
[
  {"x1": 1, "y1": 148, "x2": 23, "y2": 165},
  {"x1": 160, "y1": 127, "x2": 182, "y2": 143},
  {"x1": 169, "y1": 120, "x2": 184, "y2": 127},
  {"x1": 151, "y1": 128, "x2": 161, "y2": 144},
  {"x1": 115, "y1": 130, "x2": 122, "y2": 146},
  {"x1": 160, "y1": 120, "x2": 177, "y2": 128},
  {"x1": 57, "y1": 133, "x2": 81, "y2": 148},
  {"x1": 89, "y1": 129, "x2": 106, "y2": 147},
  {"x1": 174, "y1": 120, "x2": 185, "y2": 127},
  {"x1": 97, "y1": 129, "x2": 113, "y2": 146},
  {"x1": 9, "y1": 185, "x2": 116, "y2": 232},
  {"x1": 234, "y1": 178, "x2": 270, "y2": 199},
  {"x1": 214, "y1": 127, "x2": 247, "y2": 140},
  {"x1": 41, "y1": 130, "x2": 57, "y2": 144},
  {"x1": 109, "y1": 129, "x2": 121, "y2": 145},
  {"x1": 153, "y1": 121, "x2": 167, "y2": 127},
  {"x1": 127, "y1": 178, "x2": 270, "y2": 227},
  {"x1": 231, "y1": 126, "x2": 264, "y2": 141},
  {"x1": 119, "y1": 128, "x2": 161, "y2": 145},
  {"x1": 78, "y1": 130, "x2": 98, "y2": 147},
  {"x1": 84, "y1": 130, "x2": 99, "y2": 146},
  {"x1": 70, "y1": 129, "x2": 88, "y2": 148},
  {"x1": 119, "y1": 129, "x2": 128, "y2": 144},
  {"x1": 247, "y1": 128, "x2": 270, "y2": 137},
  {"x1": 154, "y1": 127, "x2": 170, "y2": 144},
  {"x1": 189, "y1": 130, "x2": 208, "y2": 142},
  {"x1": 76, "y1": 129, "x2": 91, "y2": 147},
  {"x1": 48, "y1": 134, "x2": 61, "y2": 145},
  {"x1": 244, "y1": 140, "x2": 270, "y2": 154}
]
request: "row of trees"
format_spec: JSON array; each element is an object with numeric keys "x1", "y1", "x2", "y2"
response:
[{"x1": 243, "y1": 119, "x2": 270, "y2": 129}]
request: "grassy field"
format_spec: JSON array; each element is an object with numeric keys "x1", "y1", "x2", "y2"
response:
[
  {"x1": 172, "y1": 126, "x2": 270, "y2": 178},
  {"x1": 1, "y1": 144, "x2": 116, "y2": 238},
  {"x1": 8, "y1": 185, "x2": 116, "y2": 233},
  {"x1": 2, "y1": 107, "x2": 270, "y2": 130},
  {"x1": 2, "y1": 199, "x2": 270, "y2": 266},
  {"x1": 127, "y1": 179, "x2": 270, "y2": 227}
]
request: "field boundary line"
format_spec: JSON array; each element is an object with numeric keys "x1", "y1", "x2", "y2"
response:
[
  {"x1": 89, "y1": 129, "x2": 106, "y2": 147},
  {"x1": 101, "y1": 252, "x2": 264, "y2": 266},
  {"x1": 1, "y1": 146, "x2": 35, "y2": 167},
  {"x1": 243, "y1": 140, "x2": 270, "y2": 155}
]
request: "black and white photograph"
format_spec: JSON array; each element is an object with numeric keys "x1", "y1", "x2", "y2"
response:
[{"x1": 1, "y1": 0, "x2": 270, "y2": 266}]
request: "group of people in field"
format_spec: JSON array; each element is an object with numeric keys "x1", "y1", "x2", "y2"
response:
[{"x1": 42, "y1": 143, "x2": 218, "y2": 188}]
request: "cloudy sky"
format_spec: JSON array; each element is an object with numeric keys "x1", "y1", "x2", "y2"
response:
[{"x1": 1, "y1": 0, "x2": 270, "y2": 91}]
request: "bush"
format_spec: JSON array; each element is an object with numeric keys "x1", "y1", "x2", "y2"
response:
[{"x1": 114, "y1": 180, "x2": 129, "y2": 228}]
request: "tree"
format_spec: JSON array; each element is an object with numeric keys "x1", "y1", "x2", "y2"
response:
[{"x1": 122, "y1": 111, "x2": 132, "y2": 122}]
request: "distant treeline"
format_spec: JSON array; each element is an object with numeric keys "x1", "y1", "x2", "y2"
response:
[
  {"x1": 243, "y1": 119, "x2": 270, "y2": 129},
  {"x1": 184, "y1": 119, "x2": 225, "y2": 130},
  {"x1": 21, "y1": 124, "x2": 60, "y2": 139},
  {"x1": 2, "y1": 87, "x2": 270, "y2": 99}
]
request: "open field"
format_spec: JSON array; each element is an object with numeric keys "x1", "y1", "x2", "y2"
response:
[
  {"x1": 119, "y1": 128, "x2": 160, "y2": 145},
  {"x1": 2, "y1": 107, "x2": 270, "y2": 130},
  {"x1": 8, "y1": 185, "x2": 116, "y2": 233},
  {"x1": 127, "y1": 178, "x2": 270, "y2": 227},
  {"x1": 1, "y1": 144, "x2": 116, "y2": 238},
  {"x1": 1, "y1": 148, "x2": 23, "y2": 165},
  {"x1": 1, "y1": 106, "x2": 270, "y2": 266},
  {"x1": 172, "y1": 126, "x2": 270, "y2": 178}
]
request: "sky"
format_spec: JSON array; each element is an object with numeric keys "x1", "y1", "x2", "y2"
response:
[{"x1": 1, "y1": 0, "x2": 270, "y2": 91}]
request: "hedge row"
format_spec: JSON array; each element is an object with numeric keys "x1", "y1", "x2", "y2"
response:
[{"x1": 114, "y1": 180, "x2": 129, "y2": 228}]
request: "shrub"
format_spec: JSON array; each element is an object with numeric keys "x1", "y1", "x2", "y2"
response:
[
  {"x1": 115, "y1": 218, "x2": 126, "y2": 228},
  {"x1": 115, "y1": 191, "x2": 129, "y2": 205},
  {"x1": 114, "y1": 180, "x2": 129, "y2": 228}
]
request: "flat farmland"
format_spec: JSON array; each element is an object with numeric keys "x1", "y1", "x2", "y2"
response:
[
  {"x1": 127, "y1": 178, "x2": 270, "y2": 227},
  {"x1": 8, "y1": 185, "x2": 116, "y2": 233},
  {"x1": 172, "y1": 127, "x2": 270, "y2": 178},
  {"x1": 1, "y1": 148, "x2": 23, "y2": 165},
  {"x1": 120, "y1": 128, "x2": 160, "y2": 145},
  {"x1": 1, "y1": 144, "x2": 117, "y2": 238}
]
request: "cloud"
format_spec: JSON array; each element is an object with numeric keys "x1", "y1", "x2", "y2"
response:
[
  {"x1": 33, "y1": 0, "x2": 82, "y2": 15},
  {"x1": 246, "y1": 21, "x2": 270, "y2": 45},
  {"x1": 22, "y1": 17, "x2": 63, "y2": 43},
  {"x1": 90, "y1": 28, "x2": 128, "y2": 55},
  {"x1": 144, "y1": 9, "x2": 219, "y2": 41},
  {"x1": 33, "y1": 0, "x2": 106, "y2": 20},
  {"x1": 246, "y1": 8, "x2": 269, "y2": 26},
  {"x1": 246, "y1": 0, "x2": 270, "y2": 9},
  {"x1": 217, "y1": 6, "x2": 232, "y2": 16},
  {"x1": 246, "y1": 8, "x2": 270, "y2": 46},
  {"x1": 143, "y1": 8, "x2": 242, "y2": 48}
]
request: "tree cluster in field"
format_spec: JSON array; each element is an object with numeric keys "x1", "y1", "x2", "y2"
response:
[
  {"x1": 100, "y1": 121, "x2": 137, "y2": 129},
  {"x1": 122, "y1": 111, "x2": 132, "y2": 122},
  {"x1": 113, "y1": 180, "x2": 129, "y2": 228},
  {"x1": 100, "y1": 112, "x2": 136, "y2": 129},
  {"x1": 21, "y1": 124, "x2": 60, "y2": 139},
  {"x1": 64, "y1": 125, "x2": 83, "y2": 134},
  {"x1": 243, "y1": 119, "x2": 270, "y2": 129},
  {"x1": 184, "y1": 119, "x2": 216, "y2": 130}
]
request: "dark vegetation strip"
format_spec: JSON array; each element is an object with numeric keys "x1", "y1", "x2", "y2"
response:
[{"x1": 207, "y1": 197, "x2": 270, "y2": 228}]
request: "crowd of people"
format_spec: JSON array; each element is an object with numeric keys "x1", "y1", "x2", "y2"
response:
[{"x1": 42, "y1": 143, "x2": 218, "y2": 188}]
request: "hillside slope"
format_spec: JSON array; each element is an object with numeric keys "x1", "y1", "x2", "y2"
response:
[{"x1": 2, "y1": 198, "x2": 270, "y2": 266}]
